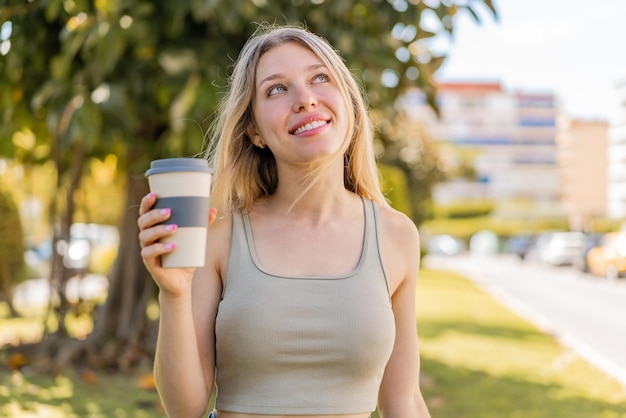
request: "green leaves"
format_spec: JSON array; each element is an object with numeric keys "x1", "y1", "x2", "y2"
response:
[
  {"x1": 0, "y1": 0, "x2": 498, "y2": 168},
  {"x1": 158, "y1": 49, "x2": 199, "y2": 76},
  {"x1": 190, "y1": 0, "x2": 221, "y2": 20},
  {"x1": 65, "y1": 96, "x2": 103, "y2": 149},
  {"x1": 92, "y1": 23, "x2": 127, "y2": 83}
]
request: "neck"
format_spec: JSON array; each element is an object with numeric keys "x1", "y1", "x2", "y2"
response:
[{"x1": 259, "y1": 161, "x2": 355, "y2": 221}]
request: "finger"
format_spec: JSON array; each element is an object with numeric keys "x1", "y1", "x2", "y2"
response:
[
  {"x1": 138, "y1": 224, "x2": 178, "y2": 249},
  {"x1": 138, "y1": 207, "x2": 172, "y2": 231},
  {"x1": 138, "y1": 192, "x2": 156, "y2": 216},
  {"x1": 141, "y1": 241, "x2": 176, "y2": 262},
  {"x1": 208, "y1": 207, "x2": 217, "y2": 226}
]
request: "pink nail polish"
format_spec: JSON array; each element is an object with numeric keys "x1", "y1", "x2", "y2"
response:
[
  {"x1": 160, "y1": 208, "x2": 171, "y2": 216},
  {"x1": 165, "y1": 224, "x2": 177, "y2": 231},
  {"x1": 164, "y1": 243, "x2": 175, "y2": 249}
]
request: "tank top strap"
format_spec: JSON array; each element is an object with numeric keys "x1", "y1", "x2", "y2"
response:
[
  {"x1": 362, "y1": 197, "x2": 391, "y2": 299},
  {"x1": 224, "y1": 212, "x2": 253, "y2": 293},
  {"x1": 230, "y1": 211, "x2": 248, "y2": 261}
]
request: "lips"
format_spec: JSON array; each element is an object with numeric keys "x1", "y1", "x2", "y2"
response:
[{"x1": 289, "y1": 118, "x2": 329, "y2": 135}]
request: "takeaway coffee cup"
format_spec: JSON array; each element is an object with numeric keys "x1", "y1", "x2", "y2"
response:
[{"x1": 145, "y1": 158, "x2": 213, "y2": 268}]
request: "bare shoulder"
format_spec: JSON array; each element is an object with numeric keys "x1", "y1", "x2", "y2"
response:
[
  {"x1": 208, "y1": 212, "x2": 234, "y2": 240},
  {"x1": 376, "y1": 204, "x2": 421, "y2": 295},
  {"x1": 377, "y1": 205, "x2": 420, "y2": 252}
]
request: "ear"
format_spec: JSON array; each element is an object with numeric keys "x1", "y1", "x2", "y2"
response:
[
  {"x1": 246, "y1": 126, "x2": 266, "y2": 148},
  {"x1": 246, "y1": 126, "x2": 261, "y2": 145}
]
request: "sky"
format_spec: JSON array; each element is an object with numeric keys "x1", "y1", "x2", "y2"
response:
[{"x1": 432, "y1": 0, "x2": 626, "y2": 120}]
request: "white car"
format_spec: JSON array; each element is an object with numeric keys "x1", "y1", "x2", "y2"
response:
[
  {"x1": 426, "y1": 234, "x2": 467, "y2": 256},
  {"x1": 540, "y1": 232, "x2": 586, "y2": 266}
]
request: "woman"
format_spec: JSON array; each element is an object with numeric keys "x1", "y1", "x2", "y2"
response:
[{"x1": 138, "y1": 24, "x2": 431, "y2": 418}]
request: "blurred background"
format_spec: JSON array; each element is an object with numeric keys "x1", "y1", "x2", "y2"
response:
[{"x1": 1, "y1": 0, "x2": 626, "y2": 416}]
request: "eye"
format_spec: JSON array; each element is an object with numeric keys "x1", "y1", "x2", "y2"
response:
[
  {"x1": 267, "y1": 84, "x2": 286, "y2": 97},
  {"x1": 312, "y1": 73, "x2": 330, "y2": 84}
]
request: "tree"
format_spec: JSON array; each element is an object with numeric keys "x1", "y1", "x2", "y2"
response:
[
  {"x1": 375, "y1": 110, "x2": 447, "y2": 223},
  {"x1": 0, "y1": 0, "x2": 497, "y2": 371},
  {"x1": 0, "y1": 186, "x2": 26, "y2": 317}
]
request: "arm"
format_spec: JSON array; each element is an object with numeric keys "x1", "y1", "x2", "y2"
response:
[
  {"x1": 138, "y1": 194, "x2": 228, "y2": 417},
  {"x1": 154, "y1": 275, "x2": 217, "y2": 418},
  {"x1": 377, "y1": 208, "x2": 431, "y2": 418}
]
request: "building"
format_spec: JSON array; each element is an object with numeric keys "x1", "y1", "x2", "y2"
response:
[
  {"x1": 402, "y1": 81, "x2": 562, "y2": 217},
  {"x1": 557, "y1": 118, "x2": 608, "y2": 231},
  {"x1": 608, "y1": 78, "x2": 626, "y2": 220}
]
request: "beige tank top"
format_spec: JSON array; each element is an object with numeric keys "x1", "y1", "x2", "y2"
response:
[{"x1": 214, "y1": 198, "x2": 395, "y2": 414}]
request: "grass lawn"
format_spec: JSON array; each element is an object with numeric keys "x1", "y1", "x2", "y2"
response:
[
  {"x1": 0, "y1": 367, "x2": 165, "y2": 417},
  {"x1": 415, "y1": 269, "x2": 626, "y2": 418},
  {"x1": 1, "y1": 269, "x2": 626, "y2": 417}
]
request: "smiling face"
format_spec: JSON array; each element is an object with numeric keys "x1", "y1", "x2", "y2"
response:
[{"x1": 250, "y1": 42, "x2": 351, "y2": 166}]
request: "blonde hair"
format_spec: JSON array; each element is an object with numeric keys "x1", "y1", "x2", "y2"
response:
[{"x1": 206, "y1": 23, "x2": 387, "y2": 214}]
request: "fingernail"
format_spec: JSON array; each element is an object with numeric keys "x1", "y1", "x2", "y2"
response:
[
  {"x1": 160, "y1": 208, "x2": 171, "y2": 216},
  {"x1": 165, "y1": 224, "x2": 177, "y2": 231},
  {"x1": 164, "y1": 243, "x2": 176, "y2": 249},
  {"x1": 147, "y1": 192, "x2": 155, "y2": 199}
]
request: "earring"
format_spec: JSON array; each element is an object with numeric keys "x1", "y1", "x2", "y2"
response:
[{"x1": 258, "y1": 140, "x2": 266, "y2": 149}]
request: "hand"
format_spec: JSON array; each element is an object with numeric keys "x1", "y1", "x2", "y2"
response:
[{"x1": 137, "y1": 192, "x2": 217, "y2": 298}]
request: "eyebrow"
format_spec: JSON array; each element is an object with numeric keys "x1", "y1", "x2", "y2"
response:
[{"x1": 257, "y1": 63, "x2": 328, "y2": 91}]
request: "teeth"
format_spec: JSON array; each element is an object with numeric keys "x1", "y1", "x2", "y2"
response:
[{"x1": 293, "y1": 120, "x2": 326, "y2": 135}]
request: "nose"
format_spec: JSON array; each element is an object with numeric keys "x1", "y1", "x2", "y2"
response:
[{"x1": 292, "y1": 84, "x2": 318, "y2": 112}]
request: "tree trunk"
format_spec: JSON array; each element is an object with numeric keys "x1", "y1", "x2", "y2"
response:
[
  {"x1": 0, "y1": 264, "x2": 20, "y2": 318},
  {"x1": 48, "y1": 140, "x2": 86, "y2": 337},
  {"x1": 13, "y1": 174, "x2": 157, "y2": 373},
  {"x1": 44, "y1": 100, "x2": 88, "y2": 336},
  {"x1": 85, "y1": 173, "x2": 156, "y2": 370}
]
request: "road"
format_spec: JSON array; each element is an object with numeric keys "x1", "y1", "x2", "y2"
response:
[{"x1": 423, "y1": 253, "x2": 626, "y2": 388}]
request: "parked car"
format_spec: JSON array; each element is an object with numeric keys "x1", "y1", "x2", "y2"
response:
[
  {"x1": 524, "y1": 232, "x2": 557, "y2": 262},
  {"x1": 426, "y1": 234, "x2": 467, "y2": 256},
  {"x1": 574, "y1": 233, "x2": 605, "y2": 272},
  {"x1": 503, "y1": 234, "x2": 535, "y2": 259},
  {"x1": 469, "y1": 230, "x2": 499, "y2": 256},
  {"x1": 586, "y1": 232, "x2": 626, "y2": 280},
  {"x1": 539, "y1": 231, "x2": 586, "y2": 266}
]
